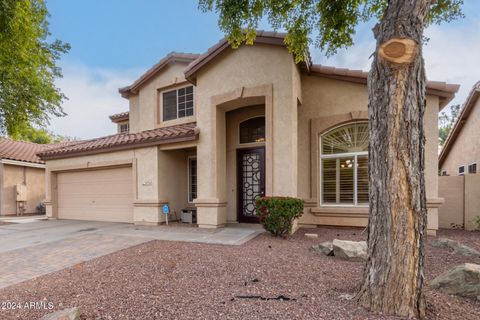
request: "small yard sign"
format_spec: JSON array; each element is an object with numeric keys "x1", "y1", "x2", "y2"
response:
[
  {"x1": 162, "y1": 204, "x2": 170, "y2": 225},
  {"x1": 162, "y1": 204, "x2": 169, "y2": 215}
]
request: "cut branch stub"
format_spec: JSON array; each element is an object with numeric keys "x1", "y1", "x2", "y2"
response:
[{"x1": 378, "y1": 38, "x2": 418, "y2": 64}]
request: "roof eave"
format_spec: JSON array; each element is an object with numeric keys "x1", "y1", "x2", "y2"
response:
[
  {"x1": 185, "y1": 33, "x2": 310, "y2": 84},
  {"x1": 109, "y1": 115, "x2": 129, "y2": 123},
  {"x1": 121, "y1": 55, "x2": 199, "y2": 97},
  {"x1": 305, "y1": 68, "x2": 459, "y2": 102},
  {"x1": 439, "y1": 86, "x2": 480, "y2": 166},
  {"x1": 39, "y1": 133, "x2": 199, "y2": 161}
]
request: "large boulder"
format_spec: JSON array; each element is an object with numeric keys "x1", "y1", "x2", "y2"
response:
[
  {"x1": 40, "y1": 307, "x2": 80, "y2": 320},
  {"x1": 430, "y1": 263, "x2": 480, "y2": 299},
  {"x1": 431, "y1": 238, "x2": 480, "y2": 257},
  {"x1": 332, "y1": 239, "x2": 367, "y2": 261},
  {"x1": 312, "y1": 242, "x2": 334, "y2": 256}
]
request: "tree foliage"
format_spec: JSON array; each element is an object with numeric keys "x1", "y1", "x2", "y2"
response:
[
  {"x1": 199, "y1": 0, "x2": 463, "y2": 62},
  {"x1": 8, "y1": 124, "x2": 71, "y2": 144},
  {"x1": 439, "y1": 104, "x2": 461, "y2": 146},
  {"x1": 0, "y1": 0, "x2": 70, "y2": 136}
]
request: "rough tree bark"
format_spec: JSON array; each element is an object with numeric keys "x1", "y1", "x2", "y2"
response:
[{"x1": 356, "y1": 0, "x2": 431, "y2": 318}]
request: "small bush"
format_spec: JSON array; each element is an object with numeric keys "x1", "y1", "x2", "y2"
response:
[
  {"x1": 473, "y1": 216, "x2": 480, "y2": 230},
  {"x1": 256, "y1": 196, "x2": 304, "y2": 238}
]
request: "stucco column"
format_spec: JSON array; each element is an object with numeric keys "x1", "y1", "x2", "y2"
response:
[
  {"x1": 195, "y1": 104, "x2": 227, "y2": 228},
  {"x1": 133, "y1": 147, "x2": 163, "y2": 225},
  {"x1": 425, "y1": 96, "x2": 440, "y2": 236}
]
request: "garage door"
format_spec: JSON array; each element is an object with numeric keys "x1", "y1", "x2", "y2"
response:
[{"x1": 57, "y1": 166, "x2": 133, "y2": 223}]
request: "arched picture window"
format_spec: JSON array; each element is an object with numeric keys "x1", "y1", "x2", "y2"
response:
[
  {"x1": 321, "y1": 122, "x2": 369, "y2": 206},
  {"x1": 239, "y1": 117, "x2": 265, "y2": 144}
]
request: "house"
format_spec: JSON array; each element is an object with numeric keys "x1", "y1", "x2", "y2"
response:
[
  {"x1": 438, "y1": 81, "x2": 480, "y2": 230},
  {"x1": 37, "y1": 32, "x2": 459, "y2": 235},
  {"x1": 439, "y1": 81, "x2": 480, "y2": 176},
  {"x1": 0, "y1": 139, "x2": 57, "y2": 216}
]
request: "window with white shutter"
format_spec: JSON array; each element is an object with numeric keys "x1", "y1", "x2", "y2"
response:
[{"x1": 320, "y1": 122, "x2": 369, "y2": 206}]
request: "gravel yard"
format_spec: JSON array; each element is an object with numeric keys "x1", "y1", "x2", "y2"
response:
[{"x1": 0, "y1": 227, "x2": 479, "y2": 320}]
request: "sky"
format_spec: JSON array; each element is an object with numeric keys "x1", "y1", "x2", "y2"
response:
[{"x1": 46, "y1": 0, "x2": 480, "y2": 139}]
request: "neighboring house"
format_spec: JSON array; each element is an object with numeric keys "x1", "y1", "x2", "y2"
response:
[
  {"x1": 438, "y1": 82, "x2": 480, "y2": 230},
  {"x1": 38, "y1": 32, "x2": 459, "y2": 235},
  {"x1": 439, "y1": 81, "x2": 480, "y2": 176},
  {"x1": 0, "y1": 139, "x2": 62, "y2": 215}
]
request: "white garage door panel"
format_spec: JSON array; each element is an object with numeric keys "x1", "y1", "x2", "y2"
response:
[{"x1": 57, "y1": 167, "x2": 133, "y2": 223}]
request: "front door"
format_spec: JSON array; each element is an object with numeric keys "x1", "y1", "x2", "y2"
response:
[{"x1": 237, "y1": 147, "x2": 265, "y2": 223}]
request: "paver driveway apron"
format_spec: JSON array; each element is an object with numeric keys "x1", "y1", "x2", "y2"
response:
[{"x1": 0, "y1": 220, "x2": 261, "y2": 289}]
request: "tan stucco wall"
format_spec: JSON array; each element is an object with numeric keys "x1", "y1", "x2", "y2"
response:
[
  {"x1": 464, "y1": 174, "x2": 480, "y2": 230},
  {"x1": 438, "y1": 176, "x2": 465, "y2": 228},
  {"x1": 157, "y1": 149, "x2": 190, "y2": 221},
  {"x1": 296, "y1": 75, "x2": 440, "y2": 233},
  {"x1": 1, "y1": 164, "x2": 45, "y2": 215},
  {"x1": 225, "y1": 105, "x2": 265, "y2": 223},
  {"x1": 441, "y1": 98, "x2": 480, "y2": 176},
  {"x1": 128, "y1": 62, "x2": 195, "y2": 133},
  {"x1": 193, "y1": 44, "x2": 300, "y2": 227},
  {"x1": 439, "y1": 174, "x2": 480, "y2": 230}
]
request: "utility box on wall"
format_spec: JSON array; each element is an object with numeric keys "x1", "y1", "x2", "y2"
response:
[{"x1": 15, "y1": 184, "x2": 27, "y2": 202}]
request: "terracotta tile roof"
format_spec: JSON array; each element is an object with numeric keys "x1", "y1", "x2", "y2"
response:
[
  {"x1": 0, "y1": 139, "x2": 79, "y2": 165},
  {"x1": 119, "y1": 52, "x2": 200, "y2": 97},
  {"x1": 109, "y1": 111, "x2": 129, "y2": 123},
  {"x1": 439, "y1": 81, "x2": 480, "y2": 167},
  {"x1": 184, "y1": 30, "x2": 311, "y2": 84},
  {"x1": 308, "y1": 64, "x2": 460, "y2": 104},
  {"x1": 38, "y1": 122, "x2": 199, "y2": 160}
]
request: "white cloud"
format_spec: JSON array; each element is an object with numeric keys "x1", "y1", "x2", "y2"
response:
[{"x1": 48, "y1": 62, "x2": 140, "y2": 139}]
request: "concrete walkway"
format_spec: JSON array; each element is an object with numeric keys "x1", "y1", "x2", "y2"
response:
[{"x1": 0, "y1": 220, "x2": 262, "y2": 289}]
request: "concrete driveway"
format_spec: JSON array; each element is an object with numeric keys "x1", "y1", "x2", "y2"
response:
[{"x1": 0, "y1": 219, "x2": 262, "y2": 289}]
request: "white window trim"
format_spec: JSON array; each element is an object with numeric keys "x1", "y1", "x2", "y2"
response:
[
  {"x1": 160, "y1": 84, "x2": 195, "y2": 122},
  {"x1": 458, "y1": 165, "x2": 465, "y2": 176},
  {"x1": 320, "y1": 152, "x2": 369, "y2": 207},
  {"x1": 187, "y1": 156, "x2": 197, "y2": 203},
  {"x1": 319, "y1": 122, "x2": 369, "y2": 208}
]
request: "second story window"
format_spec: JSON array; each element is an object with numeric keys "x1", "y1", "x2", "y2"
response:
[
  {"x1": 119, "y1": 123, "x2": 129, "y2": 133},
  {"x1": 162, "y1": 86, "x2": 194, "y2": 121}
]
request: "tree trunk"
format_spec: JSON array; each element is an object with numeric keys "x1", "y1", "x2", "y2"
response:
[{"x1": 356, "y1": 1, "x2": 431, "y2": 318}]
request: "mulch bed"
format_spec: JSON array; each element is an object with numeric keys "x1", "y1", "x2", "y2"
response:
[{"x1": 0, "y1": 228, "x2": 479, "y2": 319}]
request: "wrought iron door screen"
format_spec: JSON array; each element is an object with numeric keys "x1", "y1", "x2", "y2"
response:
[{"x1": 237, "y1": 147, "x2": 265, "y2": 222}]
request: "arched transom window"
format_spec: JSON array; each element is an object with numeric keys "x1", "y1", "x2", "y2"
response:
[
  {"x1": 239, "y1": 117, "x2": 265, "y2": 144},
  {"x1": 321, "y1": 122, "x2": 369, "y2": 206}
]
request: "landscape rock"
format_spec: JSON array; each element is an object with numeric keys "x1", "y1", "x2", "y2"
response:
[
  {"x1": 311, "y1": 242, "x2": 334, "y2": 256},
  {"x1": 332, "y1": 239, "x2": 367, "y2": 261},
  {"x1": 430, "y1": 263, "x2": 480, "y2": 299},
  {"x1": 305, "y1": 233, "x2": 318, "y2": 238},
  {"x1": 40, "y1": 307, "x2": 80, "y2": 320},
  {"x1": 431, "y1": 238, "x2": 480, "y2": 257}
]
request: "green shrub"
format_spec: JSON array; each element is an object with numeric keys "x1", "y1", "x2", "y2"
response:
[
  {"x1": 256, "y1": 196, "x2": 304, "y2": 238},
  {"x1": 473, "y1": 216, "x2": 480, "y2": 230}
]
